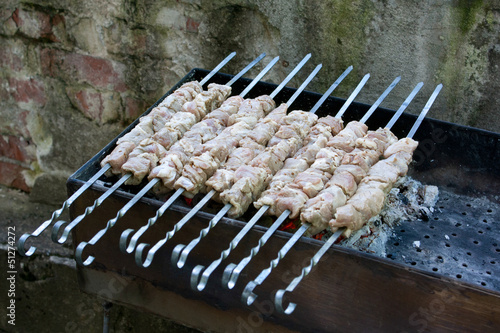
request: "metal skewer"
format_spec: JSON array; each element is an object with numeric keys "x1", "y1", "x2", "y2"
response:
[
  {"x1": 240, "y1": 79, "x2": 423, "y2": 306},
  {"x1": 134, "y1": 57, "x2": 317, "y2": 268},
  {"x1": 172, "y1": 65, "x2": 354, "y2": 270},
  {"x1": 189, "y1": 73, "x2": 373, "y2": 292},
  {"x1": 72, "y1": 54, "x2": 268, "y2": 266},
  {"x1": 273, "y1": 83, "x2": 443, "y2": 315},
  {"x1": 120, "y1": 54, "x2": 311, "y2": 255},
  {"x1": 224, "y1": 81, "x2": 423, "y2": 290}
]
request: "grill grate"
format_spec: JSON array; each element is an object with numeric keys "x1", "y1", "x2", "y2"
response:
[{"x1": 386, "y1": 189, "x2": 500, "y2": 291}]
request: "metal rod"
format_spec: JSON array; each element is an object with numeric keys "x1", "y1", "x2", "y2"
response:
[
  {"x1": 407, "y1": 84, "x2": 443, "y2": 139},
  {"x1": 273, "y1": 84, "x2": 443, "y2": 315},
  {"x1": 386, "y1": 82, "x2": 424, "y2": 130},
  {"x1": 199, "y1": 52, "x2": 237, "y2": 86},
  {"x1": 121, "y1": 56, "x2": 281, "y2": 256},
  {"x1": 309, "y1": 66, "x2": 353, "y2": 114},
  {"x1": 335, "y1": 73, "x2": 370, "y2": 119},
  {"x1": 17, "y1": 53, "x2": 238, "y2": 257},
  {"x1": 358, "y1": 76, "x2": 401, "y2": 123},
  {"x1": 135, "y1": 60, "x2": 318, "y2": 268}
]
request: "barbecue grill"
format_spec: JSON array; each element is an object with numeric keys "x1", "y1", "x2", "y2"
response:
[{"x1": 19, "y1": 54, "x2": 500, "y2": 332}]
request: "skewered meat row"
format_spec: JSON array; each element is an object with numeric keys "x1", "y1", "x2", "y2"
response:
[
  {"x1": 265, "y1": 121, "x2": 368, "y2": 219},
  {"x1": 173, "y1": 96, "x2": 278, "y2": 197},
  {"x1": 119, "y1": 83, "x2": 232, "y2": 185},
  {"x1": 101, "y1": 81, "x2": 203, "y2": 175},
  {"x1": 220, "y1": 111, "x2": 319, "y2": 218},
  {"x1": 149, "y1": 95, "x2": 276, "y2": 195},
  {"x1": 300, "y1": 127, "x2": 398, "y2": 235},
  {"x1": 204, "y1": 103, "x2": 289, "y2": 199},
  {"x1": 330, "y1": 137, "x2": 419, "y2": 237},
  {"x1": 254, "y1": 116, "x2": 344, "y2": 215}
]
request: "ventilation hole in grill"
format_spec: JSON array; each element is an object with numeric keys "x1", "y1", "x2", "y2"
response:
[
  {"x1": 387, "y1": 254, "x2": 393, "y2": 259},
  {"x1": 473, "y1": 240, "x2": 479, "y2": 245},
  {"x1": 486, "y1": 271, "x2": 492, "y2": 275},
  {"x1": 456, "y1": 223, "x2": 462, "y2": 227},
  {"x1": 424, "y1": 235, "x2": 430, "y2": 239},
  {"x1": 491, "y1": 261, "x2": 496, "y2": 265},
  {"x1": 429, "y1": 225, "x2": 435, "y2": 229},
  {"x1": 432, "y1": 267, "x2": 438, "y2": 272},
  {"x1": 456, "y1": 274, "x2": 462, "y2": 279},
  {"x1": 393, "y1": 242, "x2": 399, "y2": 246},
  {"x1": 483, "y1": 219, "x2": 488, "y2": 223},
  {"x1": 445, "y1": 243, "x2": 451, "y2": 247},
  {"x1": 411, "y1": 261, "x2": 417, "y2": 266},
  {"x1": 481, "y1": 282, "x2": 487, "y2": 286},
  {"x1": 400, "y1": 229, "x2": 405, "y2": 233},
  {"x1": 466, "y1": 203, "x2": 472, "y2": 207},
  {"x1": 467, "y1": 252, "x2": 472, "y2": 256},
  {"x1": 416, "y1": 248, "x2": 422, "y2": 253},
  {"x1": 461, "y1": 212, "x2": 467, "y2": 215},
  {"x1": 439, "y1": 206, "x2": 444, "y2": 209},
  {"x1": 452, "y1": 233, "x2": 457, "y2": 237},
  {"x1": 495, "y1": 249, "x2": 500, "y2": 253},
  {"x1": 433, "y1": 217, "x2": 439, "y2": 220},
  {"x1": 478, "y1": 230, "x2": 483, "y2": 234},
  {"x1": 487, "y1": 209, "x2": 493, "y2": 213},
  {"x1": 462, "y1": 263, "x2": 468, "y2": 268}
]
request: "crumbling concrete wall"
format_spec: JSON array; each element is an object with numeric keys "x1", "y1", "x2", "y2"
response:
[{"x1": 1, "y1": 0, "x2": 500, "y2": 200}]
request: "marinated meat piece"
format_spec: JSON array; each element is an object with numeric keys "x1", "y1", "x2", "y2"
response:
[
  {"x1": 101, "y1": 141, "x2": 136, "y2": 175},
  {"x1": 383, "y1": 137, "x2": 418, "y2": 158},
  {"x1": 300, "y1": 185, "x2": 347, "y2": 231}
]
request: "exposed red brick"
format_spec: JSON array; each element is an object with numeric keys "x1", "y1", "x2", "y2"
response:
[
  {"x1": 0, "y1": 135, "x2": 33, "y2": 163},
  {"x1": 0, "y1": 161, "x2": 30, "y2": 192},
  {"x1": 66, "y1": 88, "x2": 103, "y2": 121},
  {"x1": 40, "y1": 49, "x2": 127, "y2": 92},
  {"x1": 186, "y1": 17, "x2": 200, "y2": 32},
  {"x1": 8, "y1": 77, "x2": 46, "y2": 106},
  {"x1": 12, "y1": 8, "x2": 52, "y2": 40}
]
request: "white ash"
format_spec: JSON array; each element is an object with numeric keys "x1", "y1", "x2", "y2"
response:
[{"x1": 323, "y1": 176, "x2": 439, "y2": 257}]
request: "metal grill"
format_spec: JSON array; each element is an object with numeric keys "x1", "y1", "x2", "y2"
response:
[{"x1": 18, "y1": 54, "x2": 500, "y2": 332}]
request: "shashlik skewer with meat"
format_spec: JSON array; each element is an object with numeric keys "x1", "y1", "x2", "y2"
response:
[
  {"x1": 274, "y1": 84, "x2": 443, "y2": 316},
  {"x1": 184, "y1": 73, "x2": 371, "y2": 292},
  {"x1": 170, "y1": 68, "x2": 350, "y2": 270},
  {"x1": 17, "y1": 52, "x2": 238, "y2": 257},
  {"x1": 225, "y1": 78, "x2": 409, "y2": 291},
  {"x1": 120, "y1": 55, "x2": 312, "y2": 255},
  {"x1": 52, "y1": 55, "x2": 267, "y2": 247},
  {"x1": 134, "y1": 62, "x2": 324, "y2": 268},
  {"x1": 71, "y1": 55, "x2": 274, "y2": 266}
]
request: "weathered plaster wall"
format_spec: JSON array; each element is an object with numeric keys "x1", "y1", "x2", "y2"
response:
[{"x1": 1, "y1": 0, "x2": 499, "y2": 200}]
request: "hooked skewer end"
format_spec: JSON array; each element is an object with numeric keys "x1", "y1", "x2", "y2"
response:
[
  {"x1": 119, "y1": 228, "x2": 136, "y2": 253},
  {"x1": 191, "y1": 265, "x2": 207, "y2": 291},
  {"x1": 242, "y1": 281, "x2": 259, "y2": 306},
  {"x1": 17, "y1": 233, "x2": 36, "y2": 257},
  {"x1": 75, "y1": 241, "x2": 95, "y2": 266},
  {"x1": 135, "y1": 243, "x2": 152, "y2": 268},
  {"x1": 51, "y1": 220, "x2": 70, "y2": 244},
  {"x1": 275, "y1": 289, "x2": 297, "y2": 315},
  {"x1": 171, "y1": 243, "x2": 187, "y2": 268}
]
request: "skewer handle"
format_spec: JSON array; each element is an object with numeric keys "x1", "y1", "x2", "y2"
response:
[
  {"x1": 17, "y1": 163, "x2": 111, "y2": 256},
  {"x1": 274, "y1": 228, "x2": 344, "y2": 315}
]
